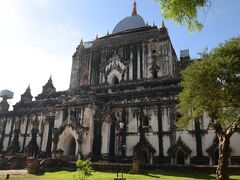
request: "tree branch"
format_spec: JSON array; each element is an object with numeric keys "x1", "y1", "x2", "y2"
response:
[{"x1": 225, "y1": 117, "x2": 240, "y2": 138}]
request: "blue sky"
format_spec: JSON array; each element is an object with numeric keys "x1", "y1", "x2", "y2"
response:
[{"x1": 0, "y1": 0, "x2": 240, "y2": 107}]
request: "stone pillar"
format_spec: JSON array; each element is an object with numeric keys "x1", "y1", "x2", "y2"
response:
[
  {"x1": 22, "y1": 116, "x2": 30, "y2": 152},
  {"x1": 0, "y1": 119, "x2": 6, "y2": 153},
  {"x1": 91, "y1": 110, "x2": 102, "y2": 158},
  {"x1": 31, "y1": 129, "x2": 38, "y2": 157},
  {"x1": 169, "y1": 107, "x2": 176, "y2": 146},
  {"x1": 77, "y1": 138, "x2": 82, "y2": 159},
  {"x1": 52, "y1": 128, "x2": 59, "y2": 152},
  {"x1": 46, "y1": 116, "x2": 54, "y2": 153},
  {"x1": 101, "y1": 118, "x2": 111, "y2": 156},
  {"x1": 157, "y1": 107, "x2": 164, "y2": 157},
  {"x1": 7, "y1": 129, "x2": 20, "y2": 155},
  {"x1": 25, "y1": 116, "x2": 39, "y2": 157}
]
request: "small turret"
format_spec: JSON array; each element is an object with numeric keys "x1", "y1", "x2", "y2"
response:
[
  {"x1": 35, "y1": 76, "x2": 56, "y2": 100},
  {"x1": 160, "y1": 20, "x2": 167, "y2": 30},
  {"x1": 161, "y1": 20, "x2": 166, "y2": 28},
  {"x1": 179, "y1": 50, "x2": 191, "y2": 69},
  {"x1": 159, "y1": 20, "x2": 168, "y2": 36},
  {"x1": 180, "y1": 50, "x2": 190, "y2": 62},
  {"x1": 20, "y1": 85, "x2": 33, "y2": 103},
  {"x1": 80, "y1": 38, "x2": 84, "y2": 47}
]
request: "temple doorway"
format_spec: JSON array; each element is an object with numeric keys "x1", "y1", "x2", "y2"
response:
[
  {"x1": 69, "y1": 136, "x2": 76, "y2": 156},
  {"x1": 112, "y1": 76, "x2": 119, "y2": 85},
  {"x1": 176, "y1": 151, "x2": 185, "y2": 165},
  {"x1": 141, "y1": 151, "x2": 149, "y2": 164},
  {"x1": 57, "y1": 127, "x2": 78, "y2": 157}
]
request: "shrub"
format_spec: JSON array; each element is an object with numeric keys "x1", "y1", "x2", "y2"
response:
[{"x1": 73, "y1": 160, "x2": 92, "y2": 180}]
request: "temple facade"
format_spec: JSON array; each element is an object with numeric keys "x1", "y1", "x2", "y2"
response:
[{"x1": 1, "y1": 2, "x2": 240, "y2": 165}]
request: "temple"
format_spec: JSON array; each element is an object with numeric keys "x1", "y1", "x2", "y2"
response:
[{"x1": 1, "y1": 1, "x2": 240, "y2": 166}]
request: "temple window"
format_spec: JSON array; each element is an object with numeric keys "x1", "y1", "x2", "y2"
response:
[{"x1": 152, "y1": 50, "x2": 156, "y2": 55}]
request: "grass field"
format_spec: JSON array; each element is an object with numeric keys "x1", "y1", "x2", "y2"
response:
[{"x1": 4, "y1": 170, "x2": 240, "y2": 180}]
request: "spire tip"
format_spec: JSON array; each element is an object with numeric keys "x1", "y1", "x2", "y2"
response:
[{"x1": 132, "y1": 0, "x2": 137, "y2": 16}]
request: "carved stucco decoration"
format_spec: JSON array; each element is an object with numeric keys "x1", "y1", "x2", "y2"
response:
[
  {"x1": 105, "y1": 54, "x2": 125, "y2": 73},
  {"x1": 104, "y1": 52, "x2": 128, "y2": 84}
]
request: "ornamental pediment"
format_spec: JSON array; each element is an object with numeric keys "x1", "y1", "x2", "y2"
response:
[{"x1": 105, "y1": 52, "x2": 126, "y2": 74}]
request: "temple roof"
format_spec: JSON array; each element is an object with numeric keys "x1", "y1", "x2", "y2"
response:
[{"x1": 112, "y1": 1, "x2": 145, "y2": 34}]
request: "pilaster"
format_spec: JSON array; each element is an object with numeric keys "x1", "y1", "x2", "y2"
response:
[{"x1": 101, "y1": 117, "x2": 112, "y2": 155}]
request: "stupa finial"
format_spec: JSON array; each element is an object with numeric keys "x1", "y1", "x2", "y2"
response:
[{"x1": 132, "y1": 0, "x2": 137, "y2": 16}]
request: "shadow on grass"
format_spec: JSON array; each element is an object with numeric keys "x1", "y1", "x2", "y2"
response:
[
  {"x1": 141, "y1": 170, "x2": 239, "y2": 180},
  {"x1": 141, "y1": 170, "x2": 213, "y2": 179},
  {"x1": 30, "y1": 169, "x2": 76, "y2": 176},
  {"x1": 141, "y1": 172, "x2": 160, "y2": 178}
]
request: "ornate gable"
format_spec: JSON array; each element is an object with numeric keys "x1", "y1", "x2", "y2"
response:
[
  {"x1": 104, "y1": 52, "x2": 126, "y2": 75},
  {"x1": 103, "y1": 51, "x2": 128, "y2": 85},
  {"x1": 167, "y1": 136, "x2": 191, "y2": 158}
]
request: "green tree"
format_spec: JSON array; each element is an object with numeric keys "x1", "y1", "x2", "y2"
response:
[
  {"x1": 73, "y1": 160, "x2": 92, "y2": 180},
  {"x1": 155, "y1": 0, "x2": 211, "y2": 31},
  {"x1": 178, "y1": 37, "x2": 240, "y2": 180}
]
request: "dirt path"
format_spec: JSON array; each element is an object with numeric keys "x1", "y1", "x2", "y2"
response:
[{"x1": 0, "y1": 169, "x2": 28, "y2": 176}]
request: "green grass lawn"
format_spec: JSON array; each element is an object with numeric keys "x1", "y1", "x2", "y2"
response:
[{"x1": 4, "y1": 170, "x2": 240, "y2": 180}]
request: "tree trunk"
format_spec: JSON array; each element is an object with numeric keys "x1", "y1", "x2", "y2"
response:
[{"x1": 216, "y1": 135, "x2": 230, "y2": 180}]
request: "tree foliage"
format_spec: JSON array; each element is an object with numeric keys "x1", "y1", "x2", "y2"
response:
[
  {"x1": 178, "y1": 37, "x2": 240, "y2": 128},
  {"x1": 178, "y1": 37, "x2": 240, "y2": 180},
  {"x1": 155, "y1": 0, "x2": 211, "y2": 31}
]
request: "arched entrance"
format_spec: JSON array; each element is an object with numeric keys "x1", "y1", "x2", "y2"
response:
[
  {"x1": 167, "y1": 137, "x2": 192, "y2": 165},
  {"x1": 133, "y1": 137, "x2": 156, "y2": 165},
  {"x1": 69, "y1": 136, "x2": 77, "y2": 156},
  {"x1": 141, "y1": 151, "x2": 149, "y2": 164},
  {"x1": 176, "y1": 151, "x2": 185, "y2": 165},
  {"x1": 57, "y1": 127, "x2": 78, "y2": 156},
  {"x1": 112, "y1": 76, "x2": 119, "y2": 85}
]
